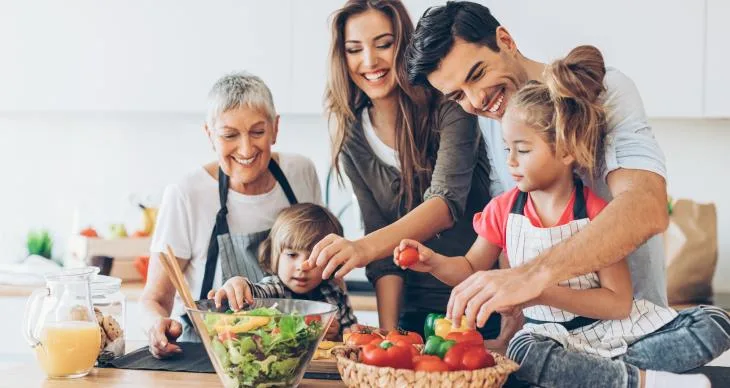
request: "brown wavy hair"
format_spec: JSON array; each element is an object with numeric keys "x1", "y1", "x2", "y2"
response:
[
  {"x1": 507, "y1": 45, "x2": 607, "y2": 177},
  {"x1": 325, "y1": 0, "x2": 439, "y2": 211},
  {"x1": 259, "y1": 203, "x2": 344, "y2": 274}
]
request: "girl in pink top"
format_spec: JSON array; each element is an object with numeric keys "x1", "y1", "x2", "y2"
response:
[{"x1": 395, "y1": 46, "x2": 727, "y2": 388}]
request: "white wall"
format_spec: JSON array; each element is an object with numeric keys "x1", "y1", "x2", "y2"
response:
[{"x1": 0, "y1": 114, "x2": 728, "y2": 290}]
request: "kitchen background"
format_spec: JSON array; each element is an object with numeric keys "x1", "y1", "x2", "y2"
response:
[{"x1": 0, "y1": 0, "x2": 729, "y2": 357}]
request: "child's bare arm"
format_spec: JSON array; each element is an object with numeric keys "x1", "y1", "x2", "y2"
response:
[
  {"x1": 537, "y1": 259, "x2": 633, "y2": 320},
  {"x1": 394, "y1": 237, "x2": 501, "y2": 287}
]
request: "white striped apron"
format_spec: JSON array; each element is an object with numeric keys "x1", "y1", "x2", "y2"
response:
[{"x1": 508, "y1": 180, "x2": 677, "y2": 358}]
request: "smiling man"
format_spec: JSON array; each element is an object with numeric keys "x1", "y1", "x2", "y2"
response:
[{"x1": 406, "y1": 0, "x2": 671, "y2": 352}]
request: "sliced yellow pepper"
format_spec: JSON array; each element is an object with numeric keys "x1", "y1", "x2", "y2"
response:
[
  {"x1": 434, "y1": 317, "x2": 470, "y2": 338},
  {"x1": 215, "y1": 316, "x2": 270, "y2": 334},
  {"x1": 318, "y1": 340, "x2": 336, "y2": 350}
]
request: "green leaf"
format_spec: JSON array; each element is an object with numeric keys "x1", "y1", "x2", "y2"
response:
[{"x1": 269, "y1": 356, "x2": 300, "y2": 378}]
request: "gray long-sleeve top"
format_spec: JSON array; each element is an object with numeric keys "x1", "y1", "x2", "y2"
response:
[{"x1": 341, "y1": 101, "x2": 494, "y2": 313}]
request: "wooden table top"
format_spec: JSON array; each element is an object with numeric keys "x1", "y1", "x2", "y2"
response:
[{"x1": 0, "y1": 362, "x2": 345, "y2": 388}]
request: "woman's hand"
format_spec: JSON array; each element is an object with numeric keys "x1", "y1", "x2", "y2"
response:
[
  {"x1": 148, "y1": 317, "x2": 183, "y2": 359},
  {"x1": 303, "y1": 234, "x2": 373, "y2": 279},
  {"x1": 207, "y1": 276, "x2": 254, "y2": 311},
  {"x1": 393, "y1": 239, "x2": 438, "y2": 273}
]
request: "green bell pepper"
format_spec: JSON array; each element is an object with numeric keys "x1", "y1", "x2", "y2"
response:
[
  {"x1": 423, "y1": 335, "x2": 456, "y2": 358},
  {"x1": 424, "y1": 313, "x2": 445, "y2": 339}
]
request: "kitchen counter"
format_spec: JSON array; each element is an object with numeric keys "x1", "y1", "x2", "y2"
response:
[
  {"x1": 0, "y1": 340, "x2": 345, "y2": 387},
  {"x1": 0, "y1": 362, "x2": 345, "y2": 387},
  {"x1": 0, "y1": 280, "x2": 378, "y2": 311}
]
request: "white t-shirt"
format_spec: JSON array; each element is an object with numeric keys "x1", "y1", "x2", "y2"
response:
[
  {"x1": 150, "y1": 152, "x2": 322, "y2": 318},
  {"x1": 362, "y1": 108, "x2": 400, "y2": 170}
]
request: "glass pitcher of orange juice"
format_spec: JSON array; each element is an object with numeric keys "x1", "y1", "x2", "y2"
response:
[{"x1": 22, "y1": 267, "x2": 102, "y2": 378}]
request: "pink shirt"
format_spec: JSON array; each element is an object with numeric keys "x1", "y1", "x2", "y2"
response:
[{"x1": 473, "y1": 186, "x2": 608, "y2": 251}]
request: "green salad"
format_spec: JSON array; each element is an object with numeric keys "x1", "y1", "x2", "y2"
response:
[{"x1": 204, "y1": 306, "x2": 324, "y2": 387}]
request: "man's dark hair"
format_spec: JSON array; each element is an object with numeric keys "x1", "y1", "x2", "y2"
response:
[{"x1": 406, "y1": 1, "x2": 502, "y2": 86}]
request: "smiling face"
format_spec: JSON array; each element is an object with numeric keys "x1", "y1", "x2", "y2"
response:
[
  {"x1": 276, "y1": 248, "x2": 324, "y2": 294},
  {"x1": 426, "y1": 28, "x2": 530, "y2": 120},
  {"x1": 502, "y1": 107, "x2": 574, "y2": 192},
  {"x1": 343, "y1": 9, "x2": 398, "y2": 103},
  {"x1": 205, "y1": 106, "x2": 278, "y2": 194}
]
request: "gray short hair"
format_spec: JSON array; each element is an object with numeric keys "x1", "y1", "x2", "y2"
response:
[{"x1": 206, "y1": 71, "x2": 277, "y2": 127}]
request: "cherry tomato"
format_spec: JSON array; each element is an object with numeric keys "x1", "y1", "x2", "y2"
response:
[
  {"x1": 305, "y1": 315, "x2": 322, "y2": 325},
  {"x1": 398, "y1": 247, "x2": 419, "y2": 267},
  {"x1": 217, "y1": 331, "x2": 235, "y2": 342},
  {"x1": 385, "y1": 328, "x2": 424, "y2": 345}
]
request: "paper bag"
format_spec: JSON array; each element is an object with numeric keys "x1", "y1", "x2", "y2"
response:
[{"x1": 664, "y1": 199, "x2": 718, "y2": 305}]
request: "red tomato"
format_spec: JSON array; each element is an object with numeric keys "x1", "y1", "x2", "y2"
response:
[
  {"x1": 217, "y1": 331, "x2": 235, "y2": 342},
  {"x1": 443, "y1": 343, "x2": 495, "y2": 371},
  {"x1": 346, "y1": 329, "x2": 383, "y2": 346},
  {"x1": 305, "y1": 315, "x2": 322, "y2": 325},
  {"x1": 79, "y1": 227, "x2": 98, "y2": 238},
  {"x1": 462, "y1": 346, "x2": 494, "y2": 370},
  {"x1": 413, "y1": 355, "x2": 450, "y2": 372},
  {"x1": 445, "y1": 330, "x2": 483, "y2": 346},
  {"x1": 443, "y1": 342, "x2": 469, "y2": 370},
  {"x1": 385, "y1": 328, "x2": 424, "y2": 345},
  {"x1": 398, "y1": 247, "x2": 419, "y2": 267},
  {"x1": 360, "y1": 340, "x2": 413, "y2": 369}
]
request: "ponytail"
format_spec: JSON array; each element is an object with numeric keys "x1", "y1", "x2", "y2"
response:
[{"x1": 544, "y1": 45, "x2": 607, "y2": 177}]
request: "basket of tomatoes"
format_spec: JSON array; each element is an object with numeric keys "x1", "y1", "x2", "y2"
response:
[{"x1": 334, "y1": 326, "x2": 518, "y2": 388}]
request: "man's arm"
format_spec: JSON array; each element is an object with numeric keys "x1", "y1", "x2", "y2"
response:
[
  {"x1": 447, "y1": 168, "x2": 669, "y2": 328},
  {"x1": 529, "y1": 168, "x2": 668, "y2": 285}
]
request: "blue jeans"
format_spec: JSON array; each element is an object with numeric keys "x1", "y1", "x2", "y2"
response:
[{"x1": 507, "y1": 305, "x2": 730, "y2": 388}]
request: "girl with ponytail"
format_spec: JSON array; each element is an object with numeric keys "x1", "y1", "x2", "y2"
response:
[
  {"x1": 397, "y1": 46, "x2": 725, "y2": 388},
  {"x1": 207, "y1": 203, "x2": 357, "y2": 341}
]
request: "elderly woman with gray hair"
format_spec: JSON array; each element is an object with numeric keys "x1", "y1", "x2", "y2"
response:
[{"x1": 140, "y1": 72, "x2": 322, "y2": 358}]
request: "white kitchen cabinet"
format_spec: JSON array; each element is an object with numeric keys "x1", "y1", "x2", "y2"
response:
[
  {"x1": 483, "y1": 0, "x2": 705, "y2": 118},
  {"x1": 0, "y1": 0, "x2": 293, "y2": 113},
  {"x1": 704, "y1": 0, "x2": 730, "y2": 117},
  {"x1": 289, "y1": 1, "x2": 340, "y2": 115}
]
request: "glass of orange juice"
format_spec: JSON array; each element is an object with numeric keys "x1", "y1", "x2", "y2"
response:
[{"x1": 23, "y1": 267, "x2": 102, "y2": 378}]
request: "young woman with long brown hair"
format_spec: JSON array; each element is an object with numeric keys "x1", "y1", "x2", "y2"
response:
[{"x1": 303, "y1": 0, "x2": 512, "y2": 342}]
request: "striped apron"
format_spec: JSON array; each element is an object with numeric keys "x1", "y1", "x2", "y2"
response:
[{"x1": 507, "y1": 179, "x2": 677, "y2": 358}]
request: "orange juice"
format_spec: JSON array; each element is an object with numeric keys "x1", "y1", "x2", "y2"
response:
[{"x1": 34, "y1": 321, "x2": 101, "y2": 378}]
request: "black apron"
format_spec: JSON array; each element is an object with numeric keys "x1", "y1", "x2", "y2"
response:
[{"x1": 180, "y1": 159, "x2": 298, "y2": 340}]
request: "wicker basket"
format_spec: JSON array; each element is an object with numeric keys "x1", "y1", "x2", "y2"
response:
[{"x1": 333, "y1": 346, "x2": 519, "y2": 388}]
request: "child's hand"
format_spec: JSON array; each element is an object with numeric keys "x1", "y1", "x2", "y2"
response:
[
  {"x1": 393, "y1": 239, "x2": 437, "y2": 272},
  {"x1": 325, "y1": 320, "x2": 340, "y2": 341},
  {"x1": 206, "y1": 276, "x2": 254, "y2": 311}
]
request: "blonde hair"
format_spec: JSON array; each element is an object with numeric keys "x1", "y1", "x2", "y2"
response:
[
  {"x1": 507, "y1": 45, "x2": 607, "y2": 177},
  {"x1": 258, "y1": 203, "x2": 344, "y2": 274},
  {"x1": 325, "y1": 0, "x2": 439, "y2": 211}
]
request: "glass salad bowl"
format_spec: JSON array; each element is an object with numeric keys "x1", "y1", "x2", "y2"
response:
[{"x1": 186, "y1": 298, "x2": 337, "y2": 388}]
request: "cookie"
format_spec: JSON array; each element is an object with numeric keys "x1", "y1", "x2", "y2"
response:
[
  {"x1": 99, "y1": 324, "x2": 108, "y2": 351},
  {"x1": 102, "y1": 315, "x2": 123, "y2": 341}
]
